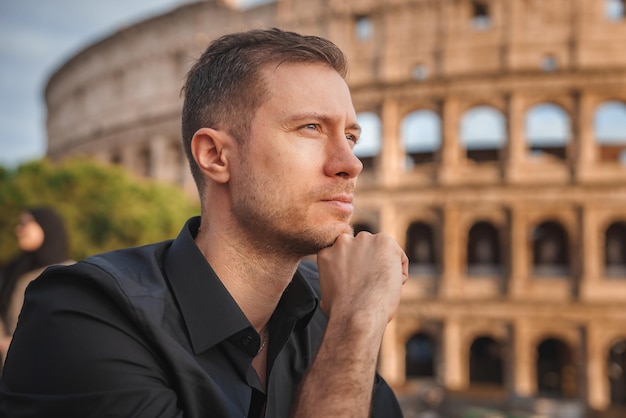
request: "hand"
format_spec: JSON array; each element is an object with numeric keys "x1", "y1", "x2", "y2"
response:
[
  {"x1": 317, "y1": 232, "x2": 408, "y2": 332},
  {"x1": 292, "y1": 233, "x2": 407, "y2": 417}
]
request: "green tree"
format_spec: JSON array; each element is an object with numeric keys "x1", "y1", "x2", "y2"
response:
[{"x1": 0, "y1": 158, "x2": 199, "y2": 265}]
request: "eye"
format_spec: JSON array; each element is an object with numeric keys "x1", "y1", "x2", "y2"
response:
[
  {"x1": 303, "y1": 123, "x2": 320, "y2": 131},
  {"x1": 346, "y1": 133, "x2": 358, "y2": 144}
]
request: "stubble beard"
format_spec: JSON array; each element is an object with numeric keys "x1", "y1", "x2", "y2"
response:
[{"x1": 232, "y1": 172, "x2": 352, "y2": 258}]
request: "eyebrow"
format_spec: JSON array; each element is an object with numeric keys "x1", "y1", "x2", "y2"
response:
[{"x1": 286, "y1": 112, "x2": 362, "y2": 134}]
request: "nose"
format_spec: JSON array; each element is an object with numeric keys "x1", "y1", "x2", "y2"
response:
[{"x1": 324, "y1": 134, "x2": 363, "y2": 179}]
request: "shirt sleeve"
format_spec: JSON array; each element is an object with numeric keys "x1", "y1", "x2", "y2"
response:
[{"x1": 0, "y1": 267, "x2": 183, "y2": 418}]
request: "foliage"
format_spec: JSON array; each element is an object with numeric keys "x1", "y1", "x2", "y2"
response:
[{"x1": 0, "y1": 158, "x2": 199, "y2": 265}]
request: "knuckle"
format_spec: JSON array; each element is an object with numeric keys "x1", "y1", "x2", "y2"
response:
[{"x1": 335, "y1": 233, "x2": 353, "y2": 243}]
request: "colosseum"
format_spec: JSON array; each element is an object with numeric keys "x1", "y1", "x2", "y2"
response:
[{"x1": 45, "y1": 0, "x2": 626, "y2": 416}]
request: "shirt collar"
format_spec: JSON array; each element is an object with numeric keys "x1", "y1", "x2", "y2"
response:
[{"x1": 163, "y1": 216, "x2": 319, "y2": 355}]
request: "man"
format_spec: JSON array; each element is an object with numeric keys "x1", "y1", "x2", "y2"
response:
[{"x1": 0, "y1": 28, "x2": 408, "y2": 417}]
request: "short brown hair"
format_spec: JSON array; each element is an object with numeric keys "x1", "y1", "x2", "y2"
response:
[{"x1": 181, "y1": 28, "x2": 348, "y2": 193}]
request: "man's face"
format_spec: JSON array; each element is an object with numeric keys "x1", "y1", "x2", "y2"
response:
[{"x1": 229, "y1": 62, "x2": 363, "y2": 256}]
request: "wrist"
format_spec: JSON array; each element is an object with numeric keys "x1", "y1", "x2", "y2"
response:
[{"x1": 325, "y1": 310, "x2": 386, "y2": 347}]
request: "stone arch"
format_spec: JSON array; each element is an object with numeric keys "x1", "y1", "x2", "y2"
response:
[
  {"x1": 536, "y1": 337, "x2": 577, "y2": 398},
  {"x1": 460, "y1": 105, "x2": 507, "y2": 163},
  {"x1": 401, "y1": 109, "x2": 441, "y2": 168},
  {"x1": 469, "y1": 335, "x2": 504, "y2": 386},
  {"x1": 594, "y1": 100, "x2": 626, "y2": 164},
  {"x1": 466, "y1": 220, "x2": 502, "y2": 276},
  {"x1": 405, "y1": 332, "x2": 436, "y2": 378},
  {"x1": 525, "y1": 103, "x2": 571, "y2": 160},
  {"x1": 406, "y1": 221, "x2": 438, "y2": 276},
  {"x1": 354, "y1": 111, "x2": 382, "y2": 170},
  {"x1": 532, "y1": 220, "x2": 570, "y2": 277},
  {"x1": 608, "y1": 338, "x2": 626, "y2": 405},
  {"x1": 605, "y1": 221, "x2": 626, "y2": 277}
]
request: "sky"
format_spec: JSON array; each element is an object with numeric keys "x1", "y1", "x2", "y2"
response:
[{"x1": 0, "y1": 0, "x2": 271, "y2": 169}]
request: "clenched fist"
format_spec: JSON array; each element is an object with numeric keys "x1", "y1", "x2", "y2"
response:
[{"x1": 317, "y1": 231, "x2": 409, "y2": 334}]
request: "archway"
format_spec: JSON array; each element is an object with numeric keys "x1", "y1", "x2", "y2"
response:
[
  {"x1": 460, "y1": 106, "x2": 506, "y2": 163},
  {"x1": 609, "y1": 339, "x2": 626, "y2": 405},
  {"x1": 406, "y1": 332, "x2": 436, "y2": 378},
  {"x1": 469, "y1": 336, "x2": 504, "y2": 385},
  {"x1": 525, "y1": 104, "x2": 571, "y2": 160},
  {"x1": 594, "y1": 101, "x2": 626, "y2": 164},
  {"x1": 536, "y1": 338, "x2": 577, "y2": 398},
  {"x1": 532, "y1": 221, "x2": 570, "y2": 277},
  {"x1": 406, "y1": 222, "x2": 437, "y2": 275},
  {"x1": 401, "y1": 110, "x2": 441, "y2": 168},
  {"x1": 467, "y1": 221, "x2": 502, "y2": 276}
]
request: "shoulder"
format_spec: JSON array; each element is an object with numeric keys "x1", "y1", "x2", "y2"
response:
[
  {"x1": 31, "y1": 240, "x2": 175, "y2": 316},
  {"x1": 43, "y1": 241, "x2": 172, "y2": 285},
  {"x1": 84, "y1": 240, "x2": 172, "y2": 277}
]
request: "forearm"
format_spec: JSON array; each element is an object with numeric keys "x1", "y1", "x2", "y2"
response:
[
  {"x1": 294, "y1": 232, "x2": 408, "y2": 417},
  {"x1": 290, "y1": 315, "x2": 385, "y2": 418}
]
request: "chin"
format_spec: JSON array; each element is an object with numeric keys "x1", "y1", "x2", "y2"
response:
[
  {"x1": 306, "y1": 224, "x2": 352, "y2": 251},
  {"x1": 327, "y1": 222, "x2": 354, "y2": 241},
  {"x1": 291, "y1": 219, "x2": 354, "y2": 252}
]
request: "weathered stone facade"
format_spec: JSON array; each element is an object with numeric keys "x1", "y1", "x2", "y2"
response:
[{"x1": 46, "y1": 0, "x2": 626, "y2": 416}]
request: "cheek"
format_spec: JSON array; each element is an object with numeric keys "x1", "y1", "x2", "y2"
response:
[{"x1": 245, "y1": 138, "x2": 322, "y2": 199}]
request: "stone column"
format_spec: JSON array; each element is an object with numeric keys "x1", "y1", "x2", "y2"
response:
[
  {"x1": 379, "y1": 319, "x2": 402, "y2": 385},
  {"x1": 379, "y1": 97, "x2": 402, "y2": 188},
  {"x1": 443, "y1": 316, "x2": 464, "y2": 389},
  {"x1": 579, "y1": 206, "x2": 601, "y2": 301},
  {"x1": 377, "y1": 202, "x2": 403, "y2": 384},
  {"x1": 512, "y1": 320, "x2": 534, "y2": 397},
  {"x1": 508, "y1": 205, "x2": 529, "y2": 299},
  {"x1": 437, "y1": 97, "x2": 461, "y2": 184},
  {"x1": 440, "y1": 205, "x2": 462, "y2": 298},
  {"x1": 505, "y1": 93, "x2": 526, "y2": 183},
  {"x1": 586, "y1": 322, "x2": 609, "y2": 410},
  {"x1": 573, "y1": 91, "x2": 596, "y2": 182}
]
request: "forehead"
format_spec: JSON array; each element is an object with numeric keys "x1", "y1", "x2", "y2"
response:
[{"x1": 259, "y1": 62, "x2": 355, "y2": 115}]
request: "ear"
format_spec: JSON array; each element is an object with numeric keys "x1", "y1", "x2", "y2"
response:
[{"x1": 191, "y1": 127, "x2": 234, "y2": 184}]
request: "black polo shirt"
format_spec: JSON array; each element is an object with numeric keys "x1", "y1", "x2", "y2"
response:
[{"x1": 0, "y1": 217, "x2": 403, "y2": 417}]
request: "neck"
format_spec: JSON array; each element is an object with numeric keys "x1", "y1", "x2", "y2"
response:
[{"x1": 195, "y1": 218, "x2": 300, "y2": 332}]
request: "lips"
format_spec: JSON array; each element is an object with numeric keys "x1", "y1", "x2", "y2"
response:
[{"x1": 321, "y1": 194, "x2": 354, "y2": 214}]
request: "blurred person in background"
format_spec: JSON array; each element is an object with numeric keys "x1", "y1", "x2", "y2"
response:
[{"x1": 0, "y1": 207, "x2": 72, "y2": 363}]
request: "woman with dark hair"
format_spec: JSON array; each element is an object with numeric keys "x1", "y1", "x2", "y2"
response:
[{"x1": 0, "y1": 207, "x2": 72, "y2": 363}]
